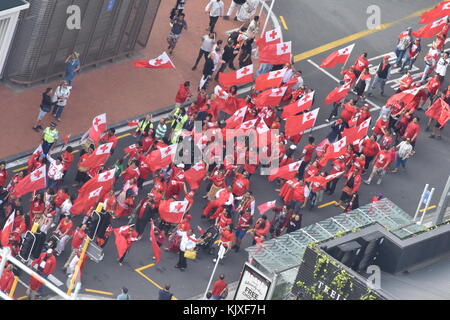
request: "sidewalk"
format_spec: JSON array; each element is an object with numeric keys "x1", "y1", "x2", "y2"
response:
[{"x1": 0, "y1": 0, "x2": 268, "y2": 160}]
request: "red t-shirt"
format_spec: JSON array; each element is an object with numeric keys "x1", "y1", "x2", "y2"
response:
[
  {"x1": 0, "y1": 170, "x2": 8, "y2": 187},
  {"x1": 340, "y1": 103, "x2": 357, "y2": 123},
  {"x1": 61, "y1": 151, "x2": 74, "y2": 172},
  {"x1": 302, "y1": 144, "x2": 316, "y2": 163},
  {"x1": 72, "y1": 229, "x2": 86, "y2": 250},
  {"x1": 404, "y1": 122, "x2": 420, "y2": 141},
  {"x1": 232, "y1": 173, "x2": 250, "y2": 197},
  {"x1": 399, "y1": 76, "x2": 413, "y2": 91},
  {"x1": 427, "y1": 78, "x2": 441, "y2": 95},
  {"x1": 211, "y1": 280, "x2": 227, "y2": 297},
  {"x1": 373, "y1": 119, "x2": 388, "y2": 136},
  {"x1": 362, "y1": 139, "x2": 380, "y2": 157},
  {"x1": 175, "y1": 84, "x2": 190, "y2": 103},
  {"x1": 353, "y1": 56, "x2": 369, "y2": 72},
  {"x1": 374, "y1": 150, "x2": 391, "y2": 169}
]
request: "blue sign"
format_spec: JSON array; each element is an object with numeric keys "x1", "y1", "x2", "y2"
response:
[{"x1": 107, "y1": 0, "x2": 116, "y2": 12}]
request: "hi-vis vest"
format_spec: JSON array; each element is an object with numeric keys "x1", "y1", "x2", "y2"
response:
[
  {"x1": 136, "y1": 120, "x2": 154, "y2": 134},
  {"x1": 43, "y1": 127, "x2": 58, "y2": 143}
]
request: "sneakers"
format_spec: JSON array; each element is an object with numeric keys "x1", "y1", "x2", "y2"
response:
[
  {"x1": 192, "y1": 66, "x2": 197, "y2": 71},
  {"x1": 213, "y1": 258, "x2": 217, "y2": 263},
  {"x1": 364, "y1": 179, "x2": 371, "y2": 185},
  {"x1": 325, "y1": 119, "x2": 330, "y2": 123},
  {"x1": 50, "y1": 223, "x2": 56, "y2": 228},
  {"x1": 376, "y1": 179, "x2": 382, "y2": 185}
]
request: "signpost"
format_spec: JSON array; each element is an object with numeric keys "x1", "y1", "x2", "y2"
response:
[
  {"x1": 203, "y1": 244, "x2": 227, "y2": 299},
  {"x1": 234, "y1": 263, "x2": 273, "y2": 300}
]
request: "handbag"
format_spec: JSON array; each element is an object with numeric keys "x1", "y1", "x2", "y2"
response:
[{"x1": 184, "y1": 249, "x2": 197, "y2": 260}]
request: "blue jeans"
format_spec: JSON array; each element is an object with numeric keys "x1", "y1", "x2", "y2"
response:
[
  {"x1": 41, "y1": 141, "x2": 53, "y2": 155},
  {"x1": 401, "y1": 55, "x2": 416, "y2": 70},
  {"x1": 308, "y1": 192, "x2": 317, "y2": 210},
  {"x1": 256, "y1": 63, "x2": 272, "y2": 78},
  {"x1": 420, "y1": 64, "x2": 432, "y2": 83},
  {"x1": 395, "y1": 48, "x2": 406, "y2": 66},
  {"x1": 396, "y1": 156, "x2": 407, "y2": 169},
  {"x1": 52, "y1": 105, "x2": 65, "y2": 119},
  {"x1": 369, "y1": 75, "x2": 387, "y2": 95}
]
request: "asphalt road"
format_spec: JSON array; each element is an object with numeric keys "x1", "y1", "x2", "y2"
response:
[{"x1": 6, "y1": 0, "x2": 450, "y2": 300}]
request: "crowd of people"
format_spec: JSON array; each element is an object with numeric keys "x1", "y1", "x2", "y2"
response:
[{"x1": 0, "y1": 0, "x2": 449, "y2": 300}]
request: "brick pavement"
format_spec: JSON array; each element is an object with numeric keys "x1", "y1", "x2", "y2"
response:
[{"x1": 0, "y1": 0, "x2": 268, "y2": 160}]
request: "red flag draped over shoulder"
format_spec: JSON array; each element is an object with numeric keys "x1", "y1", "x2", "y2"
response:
[
  {"x1": 144, "y1": 144, "x2": 178, "y2": 172},
  {"x1": 426, "y1": 98, "x2": 447, "y2": 120},
  {"x1": 78, "y1": 142, "x2": 113, "y2": 170}
]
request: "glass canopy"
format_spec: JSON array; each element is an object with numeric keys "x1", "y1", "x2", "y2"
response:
[{"x1": 245, "y1": 198, "x2": 427, "y2": 276}]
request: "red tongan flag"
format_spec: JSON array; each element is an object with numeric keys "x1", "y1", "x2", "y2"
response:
[
  {"x1": 259, "y1": 41, "x2": 292, "y2": 65},
  {"x1": 281, "y1": 91, "x2": 315, "y2": 118},
  {"x1": 254, "y1": 68, "x2": 287, "y2": 91},
  {"x1": 159, "y1": 200, "x2": 189, "y2": 224},
  {"x1": 78, "y1": 142, "x2": 114, "y2": 169},
  {"x1": 324, "y1": 82, "x2": 351, "y2": 104},
  {"x1": 254, "y1": 87, "x2": 287, "y2": 107},
  {"x1": 257, "y1": 200, "x2": 277, "y2": 215},
  {"x1": 1, "y1": 211, "x2": 15, "y2": 247},
  {"x1": 145, "y1": 144, "x2": 178, "y2": 172},
  {"x1": 268, "y1": 160, "x2": 302, "y2": 181},
  {"x1": 320, "y1": 43, "x2": 355, "y2": 68},
  {"x1": 88, "y1": 113, "x2": 107, "y2": 144},
  {"x1": 419, "y1": 1, "x2": 450, "y2": 24},
  {"x1": 413, "y1": 16, "x2": 449, "y2": 38},
  {"x1": 134, "y1": 52, "x2": 175, "y2": 69},
  {"x1": 184, "y1": 162, "x2": 207, "y2": 190},
  {"x1": 285, "y1": 108, "x2": 319, "y2": 137},
  {"x1": 12, "y1": 165, "x2": 46, "y2": 198},
  {"x1": 218, "y1": 65, "x2": 254, "y2": 88},
  {"x1": 256, "y1": 27, "x2": 282, "y2": 48}
]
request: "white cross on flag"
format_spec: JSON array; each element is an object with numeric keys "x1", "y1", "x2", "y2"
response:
[
  {"x1": 159, "y1": 200, "x2": 188, "y2": 224},
  {"x1": 256, "y1": 119, "x2": 270, "y2": 135},
  {"x1": 343, "y1": 117, "x2": 371, "y2": 145},
  {"x1": 256, "y1": 27, "x2": 282, "y2": 48},
  {"x1": 281, "y1": 91, "x2": 315, "y2": 118},
  {"x1": 259, "y1": 41, "x2": 292, "y2": 65},
  {"x1": 325, "y1": 136, "x2": 348, "y2": 160},
  {"x1": 88, "y1": 113, "x2": 107, "y2": 144},
  {"x1": 254, "y1": 68, "x2": 287, "y2": 91},
  {"x1": 320, "y1": 43, "x2": 355, "y2": 68},
  {"x1": 240, "y1": 118, "x2": 258, "y2": 130},
  {"x1": 218, "y1": 65, "x2": 254, "y2": 88},
  {"x1": 98, "y1": 168, "x2": 116, "y2": 182},
  {"x1": 89, "y1": 186, "x2": 103, "y2": 199},
  {"x1": 134, "y1": 52, "x2": 175, "y2": 69},
  {"x1": 214, "y1": 85, "x2": 229, "y2": 100},
  {"x1": 12, "y1": 165, "x2": 46, "y2": 198},
  {"x1": 413, "y1": 16, "x2": 448, "y2": 38}
]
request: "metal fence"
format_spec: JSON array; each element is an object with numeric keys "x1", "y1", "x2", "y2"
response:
[{"x1": 5, "y1": 0, "x2": 161, "y2": 85}]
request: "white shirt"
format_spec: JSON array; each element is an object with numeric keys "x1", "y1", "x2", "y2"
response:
[
  {"x1": 283, "y1": 68, "x2": 294, "y2": 84},
  {"x1": 201, "y1": 35, "x2": 215, "y2": 52},
  {"x1": 378, "y1": 105, "x2": 391, "y2": 120},
  {"x1": 177, "y1": 230, "x2": 197, "y2": 251},
  {"x1": 397, "y1": 141, "x2": 413, "y2": 159},
  {"x1": 61, "y1": 199, "x2": 72, "y2": 216},
  {"x1": 53, "y1": 85, "x2": 71, "y2": 106},
  {"x1": 435, "y1": 56, "x2": 449, "y2": 76},
  {"x1": 205, "y1": 0, "x2": 224, "y2": 17},
  {"x1": 47, "y1": 155, "x2": 64, "y2": 180}
]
